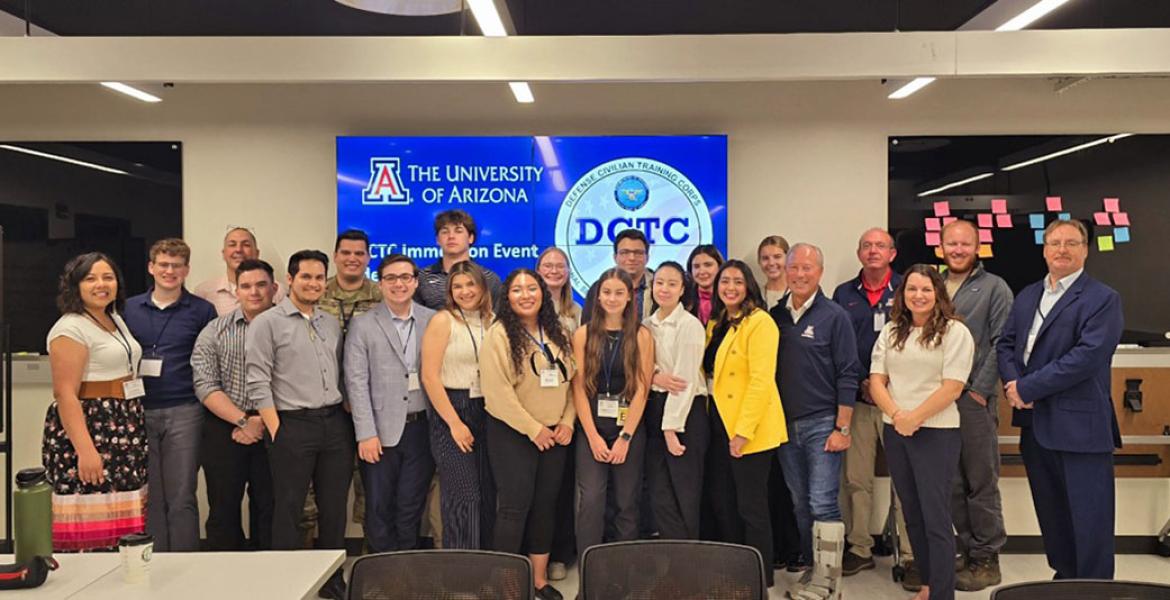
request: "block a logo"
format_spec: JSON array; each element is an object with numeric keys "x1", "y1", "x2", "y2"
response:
[
  {"x1": 555, "y1": 157, "x2": 715, "y2": 298},
  {"x1": 363, "y1": 157, "x2": 411, "y2": 205}
]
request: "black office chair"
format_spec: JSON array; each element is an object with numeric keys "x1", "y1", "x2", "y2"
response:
[
  {"x1": 347, "y1": 550, "x2": 533, "y2": 600},
  {"x1": 579, "y1": 540, "x2": 767, "y2": 600},
  {"x1": 990, "y1": 579, "x2": 1170, "y2": 599}
]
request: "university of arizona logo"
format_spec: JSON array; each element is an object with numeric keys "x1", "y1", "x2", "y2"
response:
[{"x1": 363, "y1": 157, "x2": 411, "y2": 205}]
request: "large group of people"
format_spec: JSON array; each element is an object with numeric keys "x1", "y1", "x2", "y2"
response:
[{"x1": 41, "y1": 209, "x2": 1123, "y2": 600}]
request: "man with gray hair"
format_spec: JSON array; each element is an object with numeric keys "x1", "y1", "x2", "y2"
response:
[{"x1": 770, "y1": 243, "x2": 859, "y2": 598}]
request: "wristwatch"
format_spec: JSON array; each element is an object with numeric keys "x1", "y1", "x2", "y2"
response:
[
  {"x1": 619, "y1": 431, "x2": 633, "y2": 442},
  {"x1": 235, "y1": 416, "x2": 249, "y2": 429},
  {"x1": 835, "y1": 425, "x2": 851, "y2": 436}
]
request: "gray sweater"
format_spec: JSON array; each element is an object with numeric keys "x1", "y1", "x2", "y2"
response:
[{"x1": 949, "y1": 262, "x2": 1014, "y2": 399}]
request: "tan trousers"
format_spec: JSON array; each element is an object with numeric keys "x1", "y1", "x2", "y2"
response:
[
  {"x1": 841, "y1": 402, "x2": 912, "y2": 559},
  {"x1": 420, "y1": 474, "x2": 443, "y2": 547}
]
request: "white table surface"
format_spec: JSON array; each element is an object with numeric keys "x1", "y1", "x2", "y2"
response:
[{"x1": 1, "y1": 550, "x2": 344, "y2": 600}]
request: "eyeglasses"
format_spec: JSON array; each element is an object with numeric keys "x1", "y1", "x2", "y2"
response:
[
  {"x1": 540, "y1": 263, "x2": 567, "y2": 272},
  {"x1": 1044, "y1": 240, "x2": 1084, "y2": 249},
  {"x1": 616, "y1": 249, "x2": 647, "y2": 258},
  {"x1": 381, "y1": 274, "x2": 417, "y2": 284},
  {"x1": 152, "y1": 261, "x2": 188, "y2": 271}
]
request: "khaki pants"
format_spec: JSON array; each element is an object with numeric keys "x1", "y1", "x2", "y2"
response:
[
  {"x1": 841, "y1": 402, "x2": 912, "y2": 559},
  {"x1": 420, "y1": 474, "x2": 443, "y2": 547},
  {"x1": 298, "y1": 459, "x2": 366, "y2": 546}
]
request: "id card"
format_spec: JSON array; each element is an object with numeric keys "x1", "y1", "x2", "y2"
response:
[
  {"x1": 139, "y1": 357, "x2": 163, "y2": 378},
  {"x1": 873, "y1": 312, "x2": 886, "y2": 332},
  {"x1": 469, "y1": 374, "x2": 483, "y2": 399},
  {"x1": 597, "y1": 394, "x2": 620, "y2": 418},
  {"x1": 540, "y1": 368, "x2": 560, "y2": 388},
  {"x1": 122, "y1": 378, "x2": 146, "y2": 399},
  {"x1": 408, "y1": 372, "x2": 421, "y2": 392}
]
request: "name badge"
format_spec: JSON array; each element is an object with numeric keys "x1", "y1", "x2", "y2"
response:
[
  {"x1": 597, "y1": 394, "x2": 620, "y2": 418},
  {"x1": 540, "y1": 369, "x2": 559, "y2": 388},
  {"x1": 873, "y1": 312, "x2": 886, "y2": 332},
  {"x1": 122, "y1": 378, "x2": 146, "y2": 399},
  {"x1": 617, "y1": 401, "x2": 630, "y2": 427},
  {"x1": 139, "y1": 357, "x2": 164, "y2": 378},
  {"x1": 469, "y1": 373, "x2": 483, "y2": 399},
  {"x1": 408, "y1": 372, "x2": 421, "y2": 392}
]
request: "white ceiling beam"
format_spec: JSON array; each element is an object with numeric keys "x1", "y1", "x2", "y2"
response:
[{"x1": 0, "y1": 29, "x2": 1168, "y2": 84}]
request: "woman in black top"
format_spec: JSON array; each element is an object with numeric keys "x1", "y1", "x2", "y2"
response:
[{"x1": 571, "y1": 268, "x2": 654, "y2": 564}]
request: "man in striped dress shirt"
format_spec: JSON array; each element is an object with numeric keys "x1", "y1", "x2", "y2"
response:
[{"x1": 192, "y1": 258, "x2": 278, "y2": 550}]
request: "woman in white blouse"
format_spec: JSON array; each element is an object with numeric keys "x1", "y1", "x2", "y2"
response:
[
  {"x1": 870, "y1": 264, "x2": 974, "y2": 600},
  {"x1": 643, "y1": 261, "x2": 708, "y2": 539},
  {"x1": 420, "y1": 261, "x2": 496, "y2": 549}
]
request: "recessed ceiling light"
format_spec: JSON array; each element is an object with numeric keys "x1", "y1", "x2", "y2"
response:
[{"x1": 100, "y1": 82, "x2": 162, "y2": 103}]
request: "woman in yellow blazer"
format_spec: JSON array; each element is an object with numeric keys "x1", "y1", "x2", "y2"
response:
[{"x1": 703, "y1": 258, "x2": 787, "y2": 588}]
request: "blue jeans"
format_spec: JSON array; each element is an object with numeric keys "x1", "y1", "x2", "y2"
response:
[{"x1": 776, "y1": 413, "x2": 842, "y2": 562}]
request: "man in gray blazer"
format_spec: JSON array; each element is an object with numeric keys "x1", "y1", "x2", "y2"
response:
[{"x1": 344, "y1": 253, "x2": 437, "y2": 553}]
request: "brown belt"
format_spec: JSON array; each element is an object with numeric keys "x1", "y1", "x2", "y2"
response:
[{"x1": 78, "y1": 377, "x2": 131, "y2": 400}]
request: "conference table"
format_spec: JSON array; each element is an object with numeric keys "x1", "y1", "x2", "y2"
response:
[{"x1": 2, "y1": 549, "x2": 344, "y2": 599}]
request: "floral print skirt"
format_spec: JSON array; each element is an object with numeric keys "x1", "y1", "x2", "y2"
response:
[{"x1": 42, "y1": 397, "x2": 148, "y2": 552}]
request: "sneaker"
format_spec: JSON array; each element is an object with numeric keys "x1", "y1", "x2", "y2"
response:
[
  {"x1": 786, "y1": 569, "x2": 814, "y2": 599},
  {"x1": 316, "y1": 571, "x2": 346, "y2": 600},
  {"x1": 900, "y1": 560, "x2": 922, "y2": 592},
  {"x1": 841, "y1": 551, "x2": 875, "y2": 576},
  {"x1": 956, "y1": 556, "x2": 1002, "y2": 592},
  {"x1": 548, "y1": 561, "x2": 568, "y2": 581}
]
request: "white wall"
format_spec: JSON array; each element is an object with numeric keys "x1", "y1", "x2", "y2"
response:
[{"x1": 3, "y1": 76, "x2": 1170, "y2": 537}]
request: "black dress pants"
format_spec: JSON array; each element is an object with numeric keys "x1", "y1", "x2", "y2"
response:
[
  {"x1": 201, "y1": 413, "x2": 274, "y2": 550},
  {"x1": 267, "y1": 406, "x2": 355, "y2": 552},
  {"x1": 644, "y1": 391, "x2": 709, "y2": 539},
  {"x1": 707, "y1": 401, "x2": 774, "y2": 587}
]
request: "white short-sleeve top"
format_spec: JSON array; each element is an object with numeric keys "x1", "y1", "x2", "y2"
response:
[
  {"x1": 47, "y1": 312, "x2": 143, "y2": 381},
  {"x1": 870, "y1": 320, "x2": 974, "y2": 429}
]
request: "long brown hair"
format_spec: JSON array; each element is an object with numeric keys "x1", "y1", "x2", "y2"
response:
[
  {"x1": 889, "y1": 264, "x2": 960, "y2": 351},
  {"x1": 445, "y1": 260, "x2": 494, "y2": 322},
  {"x1": 582, "y1": 268, "x2": 642, "y2": 400},
  {"x1": 709, "y1": 260, "x2": 766, "y2": 328},
  {"x1": 497, "y1": 269, "x2": 570, "y2": 376}
]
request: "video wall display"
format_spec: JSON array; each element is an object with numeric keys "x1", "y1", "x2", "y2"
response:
[{"x1": 337, "y1": 135, "x2": 727, "y2": 299}]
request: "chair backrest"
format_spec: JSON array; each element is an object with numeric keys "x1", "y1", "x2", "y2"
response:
[
  {"x1": 348, "y1": 550, "x2": 533, "y2": 600},
  {"x1": 579, "y1": 540, "x2": 767, "y2": 600},
  {"x1": 991, "y1": 579, "x2": 1170, "y2": 600}
]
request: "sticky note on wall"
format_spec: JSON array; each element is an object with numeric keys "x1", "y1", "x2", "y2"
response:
[
  {"x1": 1046, "y1": 196, "x2": 1062, "y2": 211},
  {"x1": 978, "y1": 214, "x2": 993, "y2": 228},
  {"x1": 925, "y1": 217, "x2": 941, "y2": 232},
  {"x1": 933, "y1": 201, "x2": 951, "y2": 217},
  {"x1": 991, "y1": 199, "x2": 1007, "y2": 214},
  {"x1": 1034, "y1": 230, "x2": 1045, "y2": 245},
  {"x1": 996, "y1": 214, "x2": 1013, "y2": 228},
  {"x1": 1029, "y1": 214, "x2": 1045, "y2": 229},
  {"x1": 978, "y1": 244, "x2": 994, "y2": 258},
  {"x1": 1113, "y1": 212, "x2": 1129, "y2": 226},
  {"x1": 979, "y1": 229, "x2": 993, "y2": 243},
  {"x1": 1097, "y1": 236, "x2": 1114, "y2": 251},
  {"x1": 1114, "y1": 227, "x2": 1130, "y2": 243},
  {"x1": 1104, "y1": 198, "x2": 1120, "y2": 213},
  {"x1": 1094, "y1": 212, "x2": 1111, "y2": 226},
  {"x1": 925, "y1": 232, "x2": 941, "y2": 246}
]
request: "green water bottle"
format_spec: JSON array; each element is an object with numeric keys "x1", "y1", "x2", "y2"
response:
[{"x1": 14, "y1": 467, "x2": 53, "y2": 563}]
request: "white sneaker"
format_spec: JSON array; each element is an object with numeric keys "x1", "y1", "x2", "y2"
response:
[{"x1": 548, "y1": 561, "x2": 567, "y2": 581}]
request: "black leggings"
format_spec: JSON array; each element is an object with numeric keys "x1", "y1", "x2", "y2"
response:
[{"x1": 486, "y1": 416, "x2": 567, "y2": 555}]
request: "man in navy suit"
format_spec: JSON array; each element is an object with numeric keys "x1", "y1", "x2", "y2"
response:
[{"x1": 996, "y1": 219, "x2": 1123, "y2": 580}]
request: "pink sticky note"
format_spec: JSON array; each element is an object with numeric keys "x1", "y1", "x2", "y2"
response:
[
  {"x1": 933, "y1": 201, "x2": 951, "y2": 217},
  {"x1": 1093, "y1": 212, "x2": 1111, "y2": 226},
  {"x1": 942, "y1": 217, "x2": 957, "y2": 225},
  {"x1": 1046, "y1": 196, "x2": 1063, "y2": 211},
  {"x1": 925, "y1": 232, "x2": 941, "y2": 246},
  {"x1": 996, "y1": 214, "x2": 1013, "y2": 228},
  {"x1": 979, "y1": 229, "x2": 993, "y2": 243},
  {"x1": 1103, "y1": 197, "x2": 1120, "y2": 213},
  {"x1": 1112, "y1": 212, "x2": 1130, "y2": 226},
  {"x1": 991, "y1": 199, "x2": 1007, "y2": 214},
  {"x1": 924, "y1": 217, "x2": 941, "y2": 232},
  {"x1": 977, "y1": 214, "x2": 993, "y2": 228}
]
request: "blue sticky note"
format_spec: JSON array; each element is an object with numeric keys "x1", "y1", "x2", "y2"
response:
[
  {"x1": 1058, "y1": 212, "x2": 1071, "y2": 221},
  {"x1": 1114, "y1": 227, "x2": 1130, "y2": 243},
  {"x1": 1034, "y1": 230, "x2": 1045, "y2": 245},
  {"x1": 1029, "y1": 214, "x2": 1045, "y2": 229}
]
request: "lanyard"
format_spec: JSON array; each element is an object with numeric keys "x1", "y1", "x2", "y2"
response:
[
  {"x1": 148, "y1": 308, "x2": 178, "y2": 353},
  {"x1": 340, "y1": 301, "x2": 358, "y2": 334},
  {"x1": 602, "y1": 331, "x2": 623, "y2": 395},
  {"x1": 84, "y1": 310, "x2": 134, "y2": 374},
  {"x1": 456, "y1": 308, "x2": 484, "y2": 361},
  {"x1": 524, "y1": 327, "x2": 552, "y2": 362}
]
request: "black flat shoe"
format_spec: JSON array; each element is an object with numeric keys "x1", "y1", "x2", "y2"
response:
[{"x1": 536, "y1": 584, "x2": 564, "y2": 600}]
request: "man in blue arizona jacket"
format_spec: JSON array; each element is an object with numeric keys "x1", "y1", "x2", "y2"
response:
[{"x1": 996, "y1": 219, "x2": 1123, "y2": 580}]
